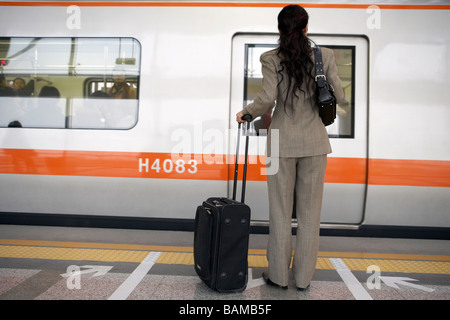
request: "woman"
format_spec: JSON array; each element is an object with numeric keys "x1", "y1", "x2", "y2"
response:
[{"x1": 236, "y1": 4, "x2": 344, "y2": 290}]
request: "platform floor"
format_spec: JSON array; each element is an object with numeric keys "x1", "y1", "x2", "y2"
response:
[{"x1": 0, "y1": 224, "x2": 449, "y2": 306}]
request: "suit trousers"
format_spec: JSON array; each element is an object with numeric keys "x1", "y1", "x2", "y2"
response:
[{"x1": 266, "y1": 155, "x2": 327, "y2": 288}]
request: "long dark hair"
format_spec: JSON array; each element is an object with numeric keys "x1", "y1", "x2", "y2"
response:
[{"x1": 277, "y1": 5, "x2": 315, "y2": 111}]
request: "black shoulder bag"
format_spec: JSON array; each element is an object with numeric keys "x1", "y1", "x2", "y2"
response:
[{"x1": 313, "y1": 46, "x2": 336, "y2": 126}]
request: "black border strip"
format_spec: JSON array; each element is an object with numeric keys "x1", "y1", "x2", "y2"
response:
[{"x1": 0, "y1": 212, "x2": 449, "y2": 240}]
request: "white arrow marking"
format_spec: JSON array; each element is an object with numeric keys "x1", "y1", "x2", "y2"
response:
[
  {"x1": 61, "y1": 265, "x2": 113, "y2": 278},
  {"x1": 380, "y1": 276, "x2": 435, "y2": 293}
]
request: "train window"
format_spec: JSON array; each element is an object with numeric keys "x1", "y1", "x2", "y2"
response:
[
  {"x1": 0, "y1": 37, "x2": 140, "y2": 129},
  {"x1": 244, "y1": 44, "x2": 355, "y2": 138}
]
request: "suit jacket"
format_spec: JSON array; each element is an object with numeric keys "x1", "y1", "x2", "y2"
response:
[{"x1": 242, "y1": 47, "x2": 344, "y2": 158}]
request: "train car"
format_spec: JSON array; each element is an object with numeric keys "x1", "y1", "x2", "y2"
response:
[{"x1": 0, "y1": 1, "x2": 449, "y2": 238}]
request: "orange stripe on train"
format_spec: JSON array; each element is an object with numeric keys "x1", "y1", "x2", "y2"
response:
[
  {"x1": 1, "y1": 2, "x2": 449, "y2": 10},
  {"x1": 1, "y1": 148, "x2": 449, "y2": 187}
]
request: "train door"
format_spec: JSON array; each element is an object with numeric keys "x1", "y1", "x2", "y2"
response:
[{"x1": 229, "y1": 33, "x2": 369, "y2": 225}]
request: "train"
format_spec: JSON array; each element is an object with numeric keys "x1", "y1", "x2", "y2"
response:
[{"x1": 0, "y1": 1, "x2": 449, "y2": 239}]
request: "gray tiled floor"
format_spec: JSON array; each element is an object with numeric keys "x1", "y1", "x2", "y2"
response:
[{"x1": 0, "y1": 224, "x2": 449, "y2": 302}]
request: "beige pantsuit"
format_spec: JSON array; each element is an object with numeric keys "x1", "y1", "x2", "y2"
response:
[
  {"x1": 241, "y1": 47, "x2": 344, "y2": 288},
  {"x1": 267, "y1": 155, "x2": 327, "y2": 288}
]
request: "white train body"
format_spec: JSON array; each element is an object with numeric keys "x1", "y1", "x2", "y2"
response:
[{"x1": 0, "y1": 1, "x2": 449, "y2": 235}]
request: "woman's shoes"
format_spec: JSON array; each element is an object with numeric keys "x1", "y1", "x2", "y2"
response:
[
  {"x1": 297, "y1": 285, "x2": 310, "y2": 291},
  {"x1": 262, "y1": 272, "x2": 288, "y2": 290},
  {"x1": 262, "y1": 272, "x2": 311, "y2": 291}
]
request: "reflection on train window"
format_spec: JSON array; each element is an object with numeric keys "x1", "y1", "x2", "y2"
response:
[
  {"x1": 0, "y1": 37, "x2": 140, "y2": 129},
  {"x1": 244, "y1": 44, "x2": 355, "y2": 138}
]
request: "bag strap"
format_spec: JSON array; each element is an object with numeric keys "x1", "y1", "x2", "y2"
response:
[{"x1": 313, "y1": 47, "x2": 326, "y2": 82}]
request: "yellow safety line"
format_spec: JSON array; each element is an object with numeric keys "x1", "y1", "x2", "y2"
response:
[
  {"x1": 318, "y1": 251, "x2": 450, "y2": 262},
  {"x1": 340, "y1": 258, "x2": 450, "y2": 274},
  {"x1": 1, "y1": 243, "x2": 450, "y2": 275},
  {"x1": 1, "y1": 239, "x2": 449, "y2": 262},
  {"x1": 158, "y1": 252, "x2": 450, "y2": 275},
  {"x1": 0, "y1": 239, "x2": 193, "y2": 253},
  {"x1": 0, "y1": 245, "x2": 148, "y2": 263}
]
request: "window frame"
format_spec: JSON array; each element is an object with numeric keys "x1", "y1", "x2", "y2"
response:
[{"x1": 0, "y1": 36, "x2": 141, "y2": 130}]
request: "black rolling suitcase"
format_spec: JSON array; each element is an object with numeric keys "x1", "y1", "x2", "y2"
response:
[{"x1": 194, "y1": 116, "x2": 252, "y2": 292}]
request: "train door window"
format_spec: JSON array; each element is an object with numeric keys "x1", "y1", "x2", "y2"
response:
[
  {"x1": 243, "y1": 43, "x2": 355, "y2": 138},
  {"x1": 0, "y1": 37, "x2": 140, "y2": 129}
]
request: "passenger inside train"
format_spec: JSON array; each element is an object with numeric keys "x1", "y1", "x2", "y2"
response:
[{"x1": 108, "y1": 68, "x2": 137, "y2": 99}]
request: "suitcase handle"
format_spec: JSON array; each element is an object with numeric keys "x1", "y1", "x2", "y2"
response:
[{"x1": 232, "y1": 114, "x2": 252, "y2": 203}]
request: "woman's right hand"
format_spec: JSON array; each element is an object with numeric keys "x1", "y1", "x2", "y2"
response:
[{"x1": 236, "y1": 111, "x2": 246, "y2": 123}]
